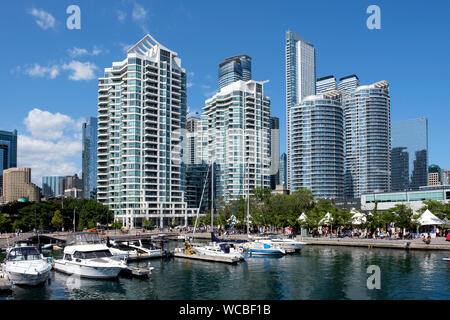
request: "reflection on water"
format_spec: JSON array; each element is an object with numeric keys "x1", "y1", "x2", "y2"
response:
[{"x1": 0, "y1": 245, "x2": 449, "y2": 300}]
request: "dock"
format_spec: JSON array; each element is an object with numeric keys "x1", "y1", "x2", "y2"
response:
[
  {"x1": 300, "y1": 237, "x2": 450, "y2": 251},
  {"x1": 174, "y1": 251, "x2": 239, "y2": 264},
  {"x1": 0, "y1": 276, "x2": 12, "y2": 292}
]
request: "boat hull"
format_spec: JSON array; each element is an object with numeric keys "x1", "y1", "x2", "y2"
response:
[
  {"x1": 248, "y1": 249, "x2": 285, "y2": 255},
  {"x1": 2, "y1": 263, "x2": 51, "y2": 286},
  {"x1": 53, "y1": 260, "x2": 123, "y2": 279}
]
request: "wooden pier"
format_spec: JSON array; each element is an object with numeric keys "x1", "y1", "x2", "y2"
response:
[{"x1": 174, "y1": 251, "x2": 239, "y2": 264}]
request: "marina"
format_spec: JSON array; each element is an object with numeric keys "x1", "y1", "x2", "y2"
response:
[{"x1": 0, "y1": 244, "x2": 448, "y2": 300}]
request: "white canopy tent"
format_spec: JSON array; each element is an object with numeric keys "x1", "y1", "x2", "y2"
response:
[
  {"x1": 319, "y1": 212, "x2": 333, "y2": 225},
  {"x1": 417, "y1": 209, "x2": 445, "y2": 226},
  {"x1": 297, "y1": 212, "x2": 307, "y2": 222},
  {"x1": 351, "y1": 210, "x2": 367, "y2": 225}
]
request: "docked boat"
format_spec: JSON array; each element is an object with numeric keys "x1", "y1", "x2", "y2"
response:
[
  {"x1": 194, "y1": 243, "x2": 245, "y2": 260},
  {"x1": 253, "y1": 236, "x2": 306, "y2": 252},
  {"x1": 53, "y1": 232, "x2": 126, "y2": 279},
  {"x1": 109, "y1": 238, "x2": 168, "y2": 261},
  {"x1": 245, "y1": 242, "x2": 286, "y2": 255},
  {"x1": 1, "y1": 242, "x2": 52, "y2": 286}
]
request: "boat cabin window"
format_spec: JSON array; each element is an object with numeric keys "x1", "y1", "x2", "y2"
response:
[
  {"x1": 64, "y1": 254, "x2": 72, "y2": 261},
  {"x1": 7, "y1": 247, "x2": 41, "y2": 261},
  {"x1": 73, "y1": 250, "x2": 112, "y2": 259}
]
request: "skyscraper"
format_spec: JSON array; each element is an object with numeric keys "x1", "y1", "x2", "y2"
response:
[
  {"x1": 1, "y1": 168, "x2": 40, "y2": 204},
  {"x1": 0, "y1": 129, "x2": 17, "y2": 196},
  {"x1": 291, "y1": 90, "x2": 344, "y2": 198},
  {"x1": 218, "y1": 55, "x2": 252, "y2": 90},
  {"x1": 82, "y1": 117, "x2": 98, "y2": 199},
  {"x1": 270, "y1": 117, "x2": 280, "y2": 189},
  {"x1": 391, "y1": 118, "x2": 428, "y2": 190},
  {"x1": 343, "y1": 80, "x2": 391, "y2": 198},
  {"x1": 42, "y1": 176, "x2": 64, "y2": 198},
  {"x1": 201, "y1": 80, "x2": 271, "y2": 202},
  {"x1": 97, "y1": 34, "x2": 189, "y2": 228},
  {"x1": 279, "y1": 153, "x2": 287, "y2": 187},
  {"x1": 316, "y1": 75, "x2": 337, "y2": 94},
  {"x1": 286, "y1": 30, "x2": 316, "y2": 190}
]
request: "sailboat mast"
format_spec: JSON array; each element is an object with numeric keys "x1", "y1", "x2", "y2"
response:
[{"x1": 211, "y1": 160, "x2": 214, "y2": 232}]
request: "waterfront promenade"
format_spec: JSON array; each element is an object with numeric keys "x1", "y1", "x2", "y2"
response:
[{"x1": 1, "y1": 229, "x2": 449, "y2": 251}]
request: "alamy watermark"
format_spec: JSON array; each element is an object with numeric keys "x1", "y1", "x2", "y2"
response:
[
  {"x1": 366, "y1": 5, "x2": 381, "y2": 30},
  {"x1": 66, "y1": 5, "x2": 81, "y2": 30},
  {"x1": 366, "y1": 265, "x2": 381, "y2": 289}
]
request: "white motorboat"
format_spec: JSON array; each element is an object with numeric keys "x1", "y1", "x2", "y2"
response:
[
  {"x1": 244, "y1": 242, "x2": 286, "y2": 255},
  {"x1": 109, "y1": 238, "x2": 165, "y2": 260},
  {"x1": 1, "y1": 242, "x2": 52, "y2": 286},
  {"x1": 254, "y1": 236, "x2": 306, "y2": 252},
  {"x1": 53, "y1": 232, "x2": 126, "y2": 279},
  {"x1": 194, "y1": 243, "x2": 245, "y2": 260}
]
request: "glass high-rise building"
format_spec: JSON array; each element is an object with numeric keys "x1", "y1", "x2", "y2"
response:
[
  {"x1": 270, "y1": 117, "x2": 280, "y2": 189},
  {"x1": 291, "y1": 90, "x2": 344, "y2": 198},
  {"x1": 391, "y1": 118, "x2": 428, "y2": 191},
  {"x1": 344, "y1": 80, "x2": 391, "y2": 198},
  {"x1": 42, "y1": 176, "x2": 64, "y2": 198},
  {"x1": 286, "y1": 30, "x2": 316, "y2": 190},
  {"x1": 218, "y1": 55, "x2": 252, "y2": 90},
  {"x1": 82, "y1": 117, "x2": 98, "y2": 199},
  {"x1": 97, "y1": 34, "x2": 189, "y2": 228},
  {"x1": 0, "y1": 129, "x2": 17, "y2": 196},
  {"x1": 279, "y1": 153, "x2": 287, "y2": 187},
  {"x1": 201, "y1": 80, "x2": 271, "y2": 202}
]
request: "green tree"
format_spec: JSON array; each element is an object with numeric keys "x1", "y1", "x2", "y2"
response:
[
  {"x1": 0, "y1": 214, "x2": 9, "y2": 232},
  {"x1": 112, "y1": 220, "x2": 123, "y2": 230},
  {"x1": 51, "y1": 210, "x2": 64, "y2": 230},
  {"x1": 419, "y1": 200, "x2": 450, "y2": 220},
  {"x1": 389, "y1": 204, "x2": 420, "y2": 236}
]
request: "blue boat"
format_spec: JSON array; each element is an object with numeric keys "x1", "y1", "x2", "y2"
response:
[{"x1": 246, "y1": 242, "x2": 285, "y2": 255}]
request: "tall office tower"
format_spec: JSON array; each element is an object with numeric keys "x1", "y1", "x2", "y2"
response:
[
  {"x1": 286, "y1": 30, "x2": 316, "y2": 190},
  {"x1": 343, "y1": 80, "x2": 391, "y2": 198},
  {"x1": 201, "y1": 80, "x2": 271, "y2": 202},
  {"x1": 0, "y1": 130, "x2": 17, "y2": 196},
  {"x1": 185, "y1": 116, "x2": 210, "y2": 211},
  {"x1": 1, "y1": 168, "x2": 40, "y2": 204},
  {"x1": 42, "y1": 176, "x2": 64, "y2": 198},
  {"x1": 82, "y1": 117, "x2": 98, "y2": 199},
  {"x1": 391, "y1": 118, "x2": 428, "y2": 191},
  {"x1": 270, "y1": 117, "x2": 280, "y2": 189},
  {"x1": 316, "y1": 75, "x2": 337, "y2": 94},
  {"x1": 186, "y1": 117, "x2": 202, "y2": 165},
  {"x1": 97, "y1": 34, "x2": 189, "y2": 228},
  {"x1": 291, "y1": 90, "x2": 344, "y2": 198},
  {"x1": 279, "y1": 153, "x2": 287, "y2": 186},
  {"x1": 218, "y1": 55, "x2": 252, "y2": 90},
  {"x1": 59, "y1": 174, "x2": 83, "y2": 199}
]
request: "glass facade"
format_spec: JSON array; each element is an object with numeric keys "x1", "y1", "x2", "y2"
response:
[
  {"x1": 82, "y1": 117, "x2": 98, "y2": 199},
  {"x1": 97, "y1": 34, "x2": 188, "y2": 228},
  {"x1": 316, "y1": 75, "x2": 337, "y2": 94},
  {"x1": 270, "y1": 117, "x2": 280, "y2": 189},
  {"x1": 201, "y1": 80, "x2": 271, "y2": 202},
  {"x1": 42, "y1": 176, "x2": 64, "y2": 198},
  {"x1": 291, "y1": 91, "x2": 344, "y2": 198},
  {"x1": 218, "y1": 55, "x2": 252, "y2": 90},
  {"x1": 0, "y1": 129, "x2": 17, "y2": 196},
  {"x1": 391, "y1": 118, "x2": 428, "y2": 191},
  {"x1": 343, "y1": 80, "x2": 391, "y2": 198},
  {"x1": 286, "y1": 30, "x2": 316, "y2": 190},
  {"x1": 279, "y1": 153, "x2": 287, "y2": 186}
]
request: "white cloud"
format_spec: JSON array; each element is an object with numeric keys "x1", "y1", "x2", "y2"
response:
[
  {"x1": 117, "y1": 10, "x2": 127, "y2": 23},
  {"x1": 132, "y1": 2, "x2": 147, "y2": 22},
  {"x1": 25, "y1": 64, "x2": 60, "y2": 79},
  {"x1": 187, "y1": 72, "x2": 195, "y2": 77},
  {"x1": 29, "y1": 8, "x2": 56, "y2": 30},
  {"x1": 62, "y1": 60, "x2": 98, "y2": 81},
  {"x1": 68, "y1": 46, "x2": 103, "y2": 57},
  {"x1": 24, "y1": 108, "x2": 76, "y2": 140},
  {"x1": 18, "y1": 109, "x2": 83, "y2": 185},
  {"x1": 187, "y1": 82, "x2": 194, "y2": 88}
]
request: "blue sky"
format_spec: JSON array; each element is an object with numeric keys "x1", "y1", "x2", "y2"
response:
[{"x1": 0, "y1": 0, "x2": 449, "y2": 185}]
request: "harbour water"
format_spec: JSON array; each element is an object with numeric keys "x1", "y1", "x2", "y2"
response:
[{"x1": 1, "y1": 244, "x2": 449, "y2": 300}]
